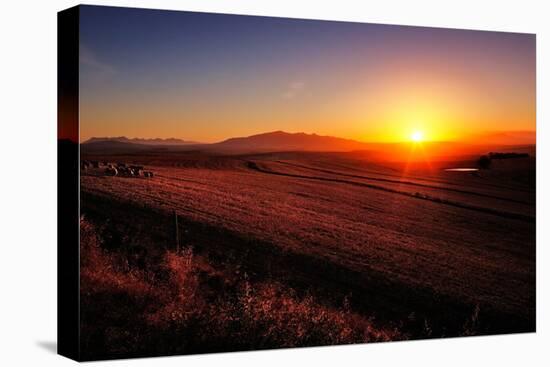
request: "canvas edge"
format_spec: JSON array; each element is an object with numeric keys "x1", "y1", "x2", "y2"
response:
[{"x1": 57, "y1": 4, "x2": 81, "y2": 362}]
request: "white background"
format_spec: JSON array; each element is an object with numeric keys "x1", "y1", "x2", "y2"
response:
[{"x1": 0, "y1": 0, "x2": 548, "y2": 365}]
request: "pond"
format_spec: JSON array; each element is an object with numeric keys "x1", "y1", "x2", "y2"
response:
[{"x1": 444, "y1": 168, "x2": 479, "y2": 172}]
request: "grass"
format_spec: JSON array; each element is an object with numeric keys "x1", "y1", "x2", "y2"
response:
[
  {"x1": 79, "y1": 151, "x2": 535, "y2": 359},
  {"x1": 80, "y1": 217, "x2": 400, "y2": 360},
  {"x1": 81, "y1": 154, "x2": 534, "y2": 322}
]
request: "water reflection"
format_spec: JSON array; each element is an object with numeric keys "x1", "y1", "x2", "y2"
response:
[{"x1": 444, "y1": 168, "x2": 479, "y2": 172}]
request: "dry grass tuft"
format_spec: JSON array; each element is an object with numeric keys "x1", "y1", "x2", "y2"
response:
[{"x1": 79, "y1": 217, "x2": 400, "y2": 358}]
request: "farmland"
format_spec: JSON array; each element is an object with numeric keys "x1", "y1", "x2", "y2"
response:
[{"x1": 79, "y1": 150, "x2": 535, "y2": 358}]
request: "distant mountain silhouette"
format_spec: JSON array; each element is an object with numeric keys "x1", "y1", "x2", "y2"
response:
[
  {"x1": 212, "y1": 131, "x2": 372, "y2": 152},
  {"x1": 81, "y1": 140, "x2": 154, "y2": 154},
  {"x1": 84, "y1": 136, "x2": 199, "y2": 145},
  {"x1": 80, "y1": 130, "x2": 535, "y2": 158}
]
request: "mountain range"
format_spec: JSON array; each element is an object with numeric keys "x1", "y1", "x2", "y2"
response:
[
  {"x1": 81, "y1": 130, "x2": 536, "y2": 158},
  {"x1": 82, "y1": 131, "x2": 375, "y2": 154},
  {"x1": 84, "y1": 136, "x2": 199, "y2": 145},
  {"x1": 214, "y1": 131, "x2": 372, "y2": 152}
]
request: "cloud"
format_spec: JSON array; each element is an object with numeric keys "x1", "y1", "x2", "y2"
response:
[
  {"x1": 80, "y1": 44, "x2": 116, "y2": 79},
  {"x1": 282, "y1": 81, "x2": 306, "y2": 99}
]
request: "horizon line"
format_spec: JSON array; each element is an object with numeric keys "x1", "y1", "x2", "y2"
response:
[{"x1": 79, "y1": 129, "x2": 537, "y2": 146}]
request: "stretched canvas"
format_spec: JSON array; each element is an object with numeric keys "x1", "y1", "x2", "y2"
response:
[{"x1": 58, "y1": 5, "x2": 536, "y2": 361}]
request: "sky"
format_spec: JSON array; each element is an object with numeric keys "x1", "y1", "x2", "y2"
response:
[{"x1": 79, "y1": 5, "x2": 536, "y2": 143}]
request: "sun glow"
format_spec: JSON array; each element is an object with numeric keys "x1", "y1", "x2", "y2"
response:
[{"x1": 411, "y1": 131, "x2": 424, "y2": 142}]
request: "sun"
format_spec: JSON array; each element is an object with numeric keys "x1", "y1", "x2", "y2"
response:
[{"x1": 411, "y1": 131, "x2": 424, "y2": 143}]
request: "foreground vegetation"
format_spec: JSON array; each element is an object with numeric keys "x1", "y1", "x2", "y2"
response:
[{"x1": 80, "y1": 217, "x2": 400, "y2": 360}]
